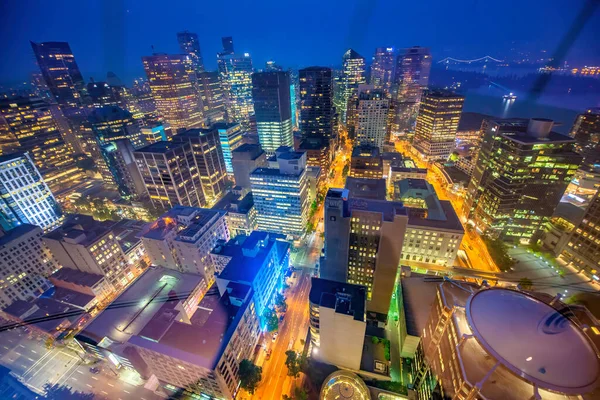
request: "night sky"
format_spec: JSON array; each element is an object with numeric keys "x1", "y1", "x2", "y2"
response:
[{"x1": 1, "y1": 0, "x2": 599, "y2": 85}]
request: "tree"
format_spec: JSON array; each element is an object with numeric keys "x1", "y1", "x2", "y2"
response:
[
  {"x1": 44, "y1": 384, "x2": 95, "y2": 399},
  {"x1": 275, "y1": 292, "x2": 287, "y2": 313},
  {"x1": 519, "y1": 277, "x2": 533, "y2": 290},
  {"x1": 264, "y1": 309, "x2": 279, "y2": 332},
  {"x1": 285, "y1": 350, "x2": 306, "y2": 378},
  {"x1": 341, "y1": 164, "x2": 349, "y2": 178},
  {"x1": 293, "y1": 386, "x2": 308, "y2": 400},
  {"x1": 482, "y1": 236, "x2": 515, "y2": 271},
  {"x1": 371, "y1": 336, "x2": 380, "y2": 345},
  {"x1": 238, "y1": 359, "x2": 262, "y2": 394}
]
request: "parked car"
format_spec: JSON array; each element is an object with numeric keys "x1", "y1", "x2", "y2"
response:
[{"x1": 89, "y1": 367, "x2": 100, "y2": 374}]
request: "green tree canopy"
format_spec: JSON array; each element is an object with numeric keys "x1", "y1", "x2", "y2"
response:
[{"x1": 238, "y1": 359, "x2": 262, "y2": 394}]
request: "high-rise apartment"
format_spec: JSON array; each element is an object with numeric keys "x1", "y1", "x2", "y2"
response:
[
  {"x1": 339, "y1": 50, "x2": 366, "y2": 126},
  {"x1": 354, "y1": 85, "x2": 390, "y2": 149},
  {"x1": 250, "y1": 147, "x2": 309, "y2": 238},
  {"x1": 134, "y1": 141, "x2": 206, "y2": 209},
  {"x1": 299, "y1": 67, "x2": 334, "y2": 139},
  {"x1": 176, "y1": 31, "x2": 205, "y2": 74},
  {"x1": 322, "y1": 188, "x2": 408, "y2": 319},
  {"x1": 198, "y1": 71, "x2": 226, "y2": 123},
  {"x1": 0, "y1": 224, "x2": 58, "y2": 309},
  {"x1": 570, "y1": 107, "x2": 600, "y2": 166},
  {"x1": 231, "y1": 143, "x2": 267, "y2": 189},
  {"x1": 142, "y1": 54, "x2": 204, "y2": 130},
  {"x1": 252, "y1": 71, "x2": 293, "y2": 154},
  {"x1": 370, "y1": 47, "x2": 395, "y2": 92},
  {"x1": 218, "y1": 48, "x2": 254, "y2": 129},
  {"x1": 0, "y1": 152, "x2": 61, "y2": 231},
  {"x1": 464, "y1": 118, "x2": 582, "y2": 240},
  {"x1": 0, "y1": 97, "x2": 83, "y2": 191},
  {"x1": 173, "y1": 128, "x2": 228, "y2": 206},
  {"x1": 413, "y1": 90, "x2": 464, "y2": 161},
  {"x1": 562, "y1": 192, "x2": 600, "y2": 278}
]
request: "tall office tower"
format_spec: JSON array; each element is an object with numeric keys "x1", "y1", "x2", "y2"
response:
[
  {"x1": 212, "y1": 122, "x2": 243, "y2": 174},
  {"x1": 218, "y1": 53, "x2": 254, "y2": 129},
  {"x1": 393, "y1": 46, "x2": 432, "y2": 133},
  {"x1": 250, "y1": 147, "x2": 309, "y2": 238},
  {"x1": 299, "y1": 67, "x2": 334, "y2": 139},
  {"x1": 134, "y1": 141, "x2": 206, "y2": 209},
  {"x1": 0, "y1": 224, "x2": 58, "y2": 309},
  {"x1": 322, "y1": 188, "x2": 408, "y2": 320},
  {"x1": 177, "y1": 31, "x2": 205, "y2": 74},
  {"x1": 221, "y1": 36, "x2": 235, "y2": 55},
  {"x1": 198, "y1": 71, "x2": 226, "y2": 123},
  {"x1": 251, "y1": 71, "x2": 293, "y2": 154},
  {"x1": 231, "y1": 143, "x2": 267, "y2": 189},
  {"x1": 562, "y1": 192, "x2": 600, "y2": 277},
  {"x1": 570, "y1": 108, "x2": 600, "y2": 166},
  {"x1": 413, "y1": 89, "x2": 464, "y2": 161},
  {"x1": 464, "y1": 118, "x2": 582, "y2": 240},
  {"x1": 0, "y1": 97, "x2": 83, "y2": 191},
  {"x1": 354, "y1": 85, "x2": 390, "y2": 149},
  {"x1": 101, "y1": 139, "x2": 147, "y2": 199},
  {"x1": 0, "y1": 152, "x2": 61, "y2": 231},
  {"x1": 31, "y1": 41, "x2": 89, "y2": 152},
  {"x1": 173, "y1": 128, "x2": 227, "y2": 205},
  {"x1": 340, "y1": 49, "x2": 366, "y2": 125},
  {"x1": 370, "y1": 47, "x2": 395, "y2": 92},
  {"x1": 265, "y1": 60, "x2": 283, "y2": 71},
  {"x1": 142, "y1": 54, "x2": 204, "y2": 130}
]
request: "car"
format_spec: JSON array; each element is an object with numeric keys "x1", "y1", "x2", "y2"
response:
[
  {"x1": 272, "y1": 332, "x2": 278, "y2": 342},
  {"x1": 89, "y1": 367, "x2": 100, "y2": 374}
]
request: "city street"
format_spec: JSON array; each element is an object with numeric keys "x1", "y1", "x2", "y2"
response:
[{"x1": 0, "y1": 326, "x2": 161, "y2": 400}]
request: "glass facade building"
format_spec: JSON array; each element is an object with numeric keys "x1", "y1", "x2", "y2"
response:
[
  {"x1": 214, "y1": 123, "x2": 243, "y2": 174},
  {"x1": 339, "y1": 49, "x2": 366, "y2": 125},
  {"x1": 176, "y1": 31, "x2": 205, "y2": 74},
  {"x1": 218, "y1": 52, "x2": 254, "y2": 129},
  {"x1": 370, "y1": 47, "x2": 395, "y2": 92},
  {"x1": 299, "y1": 67, "x2": 334, "y2": 139}
]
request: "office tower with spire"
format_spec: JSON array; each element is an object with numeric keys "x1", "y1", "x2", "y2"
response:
[
  {"x1": 338, "y1": 49, "x2": 366, "y2": 127},
  {"x1": 177, "y1": 31, "x2": 205, "y2": 74},
  {"x1": 299, "y1": 67, "x2": 334, "y2": 139},
  {"x1": 413, "y1": 89, "x2": 464, "y2": 161},
  {"x1": 354, "y1": 85, "x2": 390, "y2": 150},
  {"x1": 0, "y1": 152, "x2": 61, "y2": 231},
  {"x1": 142, "y1": 54, "x2": 204, "y2": 131},
  {"x1": 464, "y1": 118, "x2": 582, "y2": 240},
  {"x1": 251, "y1": 71, "x2": 293, "y2": 154},
  {"x1": 370, "y1": 47, "x2": 395, "y2": 92}
]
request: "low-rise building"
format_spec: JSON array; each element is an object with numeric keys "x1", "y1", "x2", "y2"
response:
[
  {"x1": 231, "y1": 144, "x2": 267, "y2": 190},
  {"x1": 141, "y1": 206, "x2": 229, "y2": 284},
  {"x1": 345, "y1": 177, "x2": 387, "y2": 200},
  {"x1": 48, "y1": 268, "x2": 112, "y2": 306},
  {"x1": 349, "y1": 145, "x2": 383, "y2": 179},
  {"x1": 298, "y1": 137, "x2": 331, "y2": 175},
  {"x1": 212, "y1": 189, "x2": 257, "y2": 238},
  {"x1": 306, "y1": 166, "x2": 322, "y2": 204},
  {"x1": 309, "y1": 277, "x2": 366, "y2": 370}
]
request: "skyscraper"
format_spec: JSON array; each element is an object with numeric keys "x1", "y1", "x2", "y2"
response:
[
  {"x1": 218, "y1": 52, "x2": 254, "y2": 129},
  {"x1": 252, "y1": 71, "x2": 293, "y2": 154},
  {"x1": 370, "y1": 47, "x2": 395, "y2": 92},
  {"x1": 413, "y1": 89, "x2": 464, "y2": 161},
  {"x1": 392, "y1": 46, "x2": 432, "y2": 133},
  {"x1": 0, "y1": 97, "x2": 83, "y2": 191},
  {"x1": 339, "y1": 49, "x2": 366, "y2": 125},
  {"x1": 562, "y1": 192, "x2": 600, "y2": 277},
  {"x1": 134, "y1": 141, "x2": 206, "y2": 209},
  {"x1": 354, "y1": 85, "x2": 390, "y2": 149},
  {"x1": 214, "y1": 122, "x2": 243, "y2": 175},
  {"x1": 0, "y1": 152, "x2": 61, "y2": 231},
  {"x1": 464, "y1": 118, "x2": 582, "y2": 240},
  {"x1": 198, "y1": 71, "x2": 226, "y2": 123},
  {"x1": 142, "y1": 54, "x2": 204, "y2": 130},
  {"x1": 177, "y1": 31, "x2": 205, "y2": 74},
  {"x1": 250, "y1": 147, "x2": 309, "y2": 238},
  {"x1": 221, "y1": 36, "x2": 235, "y2": 55},
  {"x1": 570, "y1": 107, "x2": 600, "y2": 166},
  {"x1": 322, "y1": 188, "x2": 408, "y2": 319},
  {"x1": 299, "y1": 67, "x2": 334, "y2": 139},
  {"x1": 173, "y1": 128, "x2": 228, "y2": 206}
]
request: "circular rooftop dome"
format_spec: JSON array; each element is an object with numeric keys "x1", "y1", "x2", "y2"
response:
[
  {"x1": 320, "y1": 370, "x2": 371, "y2": 400},
  {"x1": 466, "y1": 289, "x2": 600, "y2": 394}
]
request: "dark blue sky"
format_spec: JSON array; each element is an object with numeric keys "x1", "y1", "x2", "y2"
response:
[{"x1": 1, "y1": 0, "x2": 599, "y2": 85}]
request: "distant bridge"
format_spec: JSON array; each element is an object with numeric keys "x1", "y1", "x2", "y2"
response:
[{"x1": 437, "y1": 56, "x2": 504, "y2": 64}]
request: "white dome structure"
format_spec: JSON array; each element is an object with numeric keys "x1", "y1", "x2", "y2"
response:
[{"x1": 320, "y1": 370, "x2": 371, "y2": 400}]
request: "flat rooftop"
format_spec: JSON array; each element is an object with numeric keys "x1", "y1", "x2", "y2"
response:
[
  {"x1": 400, "y1": 273, "x2": 440, "y2": 336},
  {"x1": 134, "y1": 140, "x2": 187, "y2": 154},
  {"x1": 212, "y1": 191, "x2": 254, "y2": 214},
  {"x1": 0, "y1": 224, "x2": 39, "y2": 247},
  {"x1": 44, "y1": 214, "x2": 114, "y2": 247},
  {"x1": 352, "y1": 145, "x2": 380, "y2": 158},
  {"x1": 50, "y1": 268, "x2": 104, "y2": 288},
  {"x1": 407, "y1": 200, "x2": 464, "y2": 232},
  {"x1": 141, "y1": 206, "x2": 222, "y2": 242},
  {"x1": 345, "y1": 177, "x2": 387, "y2": 200},
  {"x1": 310, "y1": 277, "x2": 366, "y2": 322}
]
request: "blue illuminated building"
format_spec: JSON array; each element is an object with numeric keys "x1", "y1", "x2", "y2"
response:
[{"x1": 214, "y1": 122, "x2": 243, "y2": 174}]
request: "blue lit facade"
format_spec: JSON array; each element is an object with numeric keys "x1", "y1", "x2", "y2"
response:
[{"x1": 215, "y1": 123, "x2": 243, "y2": 174}]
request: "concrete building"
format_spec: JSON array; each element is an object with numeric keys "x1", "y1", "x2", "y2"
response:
[
  {"x1": 298, "y1": 136, "x2": 331, "y2": 175},
  {"x1": 43, "y1": 215, "x2": 144, "y2": 291},
  {"x1": 134, "y1": 141, "x2": 206, "y2": 209},
  {"x1": 141, "y1": 206, "x2": 229, "y2": 284},
  {"x1": 413, "y1": 90, "x2": 464, "y2": 161},
  {"x1": 309, "y1": 277, "x2": 366, "y2": 370},
  {"x1": 231, "y1": 143, "x2": 267, "y2": 190},
  {"x1": 322, "y1": 188, "x2": 408, "y2": 320},
  {"x1": 0, "y1": 152, "x2": 62, "y2": 231},
  {"x1": 345, "y1": 177, "x2": 387, "y2": 200},
  {"x1": 306, "y1": 166, "x2": 322, "y2": 205},
  {"x1": 76, "y1": 267, "x2": 261, "y2": 399},
  {"x1": 174, "y1": 128, "x2": 228, "y2": 206},
  {"x1": 48, "y1": 268, "x2": 112, "y2": 306},
  {"x1": 212, "y1": 189, "x2": 257, "y2": 238},
  {"x1": 213, "y1": 231, "x2": 289, "y2": 320},
  {"x1": 395, "y1": 179, "x2": 464, "y2": 267},
  {"x1": 350, "y1": 145, "x2": 384, "y2": 179},
  {"x1": 388, "y1": 164, "x2": 428, "y2": 192},
  {"x1": 250, "y1": 147, "x2": 309, "y2": 238},
  {"x1": 0, "y1": 224, "x2": 58, "y2": 309},
  {"x1": 354, "y1": 85, "x2": 390, "y2": 150},
  {"x1": 464, "y1": 118, "x2": 582, "y2": 240}
]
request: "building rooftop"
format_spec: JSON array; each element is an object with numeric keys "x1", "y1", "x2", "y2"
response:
[
  {"x1": 352, "y1": 145, "x2": 380, "y2": 158},
  {"x1": 309, "y1": 277, "x2": 366, "y2": 322},
  {"x1": 49, "y1": 268, "x2": 104, "y2": 288},
  {"x1": 212, "y1": 191, "x2": 254, "y2": 214},
  {"x1": 134, "y1": 140, "x2": 187, "y2": 154},
  {"x1": 251, "y1": 167, "x2": 301, "y2": 178},
  {"x1": 88, "y1": 105, "x2": 133, "y2": 124},
  {"x1": 345, "y1": 177, "x2": 387, "y2": 200},
  {"x1": 348, "y1": 197, "x2": 407, "y2": 222},
  {"x1": 3, "y1": 298, "x2": 80, "y2": 334},
  {"x1": 408, "y1": 200, "x2": 464, "y2": 232},
  {"x1": 400, "y1": 273, "x2": 441, "y2": 336},
  {"x1": 0, "y1": 151, "x2": 26, "y2": 164},
  {"x1": 111, "y1": 219, "x2": 148, "y2": 254},
  {"x1": 141, "y1": 206, "x2": 223, "y2": 242},
  {"x1": 0, "y1": 224, "x2": 39, "y2": 247},
  {"x1": 458, "y1": 112, "x2": 494, "y2": 132},
  {"x1": 44, "y1": 214, "x2": 114, "y2": 247}
]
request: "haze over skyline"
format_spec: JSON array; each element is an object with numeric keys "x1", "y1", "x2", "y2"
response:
[{"x1": 1, "y1": 0, "x2": 599, "y2": 85}]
